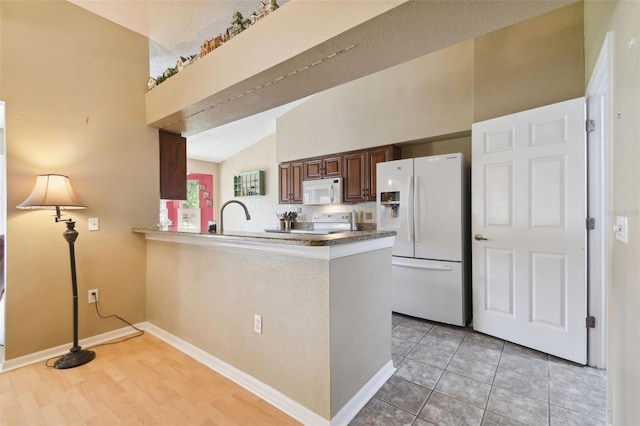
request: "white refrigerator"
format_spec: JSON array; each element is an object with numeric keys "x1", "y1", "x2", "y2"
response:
[{"x1": 376, "y1": 153, "x2": 470, "y2": 326}]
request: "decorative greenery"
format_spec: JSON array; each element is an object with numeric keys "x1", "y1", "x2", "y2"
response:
[
  {"x1": 183, "y1": 180, "x2": 200, "y2": 209},
  {"x1": 148, "y1": 0, "x2": 280, "y2": 90}
]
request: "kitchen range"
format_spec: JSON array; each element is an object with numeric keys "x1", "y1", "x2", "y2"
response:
[{"x1": 266, "y1": 212, "x2": 354, "y2": 235}]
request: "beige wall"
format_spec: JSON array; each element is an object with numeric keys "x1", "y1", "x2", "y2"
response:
[
  {"x1": 329, "y1": 249, "x2": 391, "y2": 416},
  {"x1": 277, "y1": 3, "x2": 585, "y2": 164},
  {"x1": 399, "y1": 134, "x2": 472, "y2": 161},
  {"x1": 276, "y1": 40, "x2": 474, "y2": 163},
  {"x1": 219, "y1": 134, "x2": 282, "y2": 232},
  {"x1": 584, "y1": 1, "x2": 640, "y2": 424},
  {"x1": 474, "y1": 2, "x2": 585, "y2": 122},
  {"x1": 146, "y1": 238, "x2": 333, "y2": 416},
  {"x1": 1, "y1": 1, "x2": 158, "y2": 359}
]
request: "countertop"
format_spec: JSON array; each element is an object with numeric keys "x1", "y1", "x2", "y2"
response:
[{"x1": 132, "y1": 228, "x2": 396, "y2": 247}]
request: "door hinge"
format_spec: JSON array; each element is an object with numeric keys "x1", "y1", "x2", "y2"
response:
[
  {"x1": 586, "y1": 316, "x2": 596, "y2": 328},
  {"x1": 587, "y1": 217, "x2": 595, "y2": 230},
  {"x1": 586, "y1": 119, "x2": 596, "y2": 133}
]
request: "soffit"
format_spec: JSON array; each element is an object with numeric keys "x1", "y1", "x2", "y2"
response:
[{"x1": 145, "y1": 0, "x2": 577, "y2": 137}]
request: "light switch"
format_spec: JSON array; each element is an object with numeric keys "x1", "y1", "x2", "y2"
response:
[
  {"x1": 88, "y1": 217, "x2": 100, "y2": 231},
  {"x1": 614, "y1": 216, "x2": 628, "y2": 243}
]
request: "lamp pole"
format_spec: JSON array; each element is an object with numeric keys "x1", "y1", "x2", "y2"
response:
[{"x1": 53, "y1": 219, "x2": 96, "y2": 369}]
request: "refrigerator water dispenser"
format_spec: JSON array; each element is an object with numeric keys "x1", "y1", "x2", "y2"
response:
[{"x1": 379, "y1": 191, "x2": 400, "y2": 217}]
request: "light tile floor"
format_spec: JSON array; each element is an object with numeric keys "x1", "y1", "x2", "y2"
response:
[{"x1": 351, "y1": 313, "x2": 606, "y2": 426}]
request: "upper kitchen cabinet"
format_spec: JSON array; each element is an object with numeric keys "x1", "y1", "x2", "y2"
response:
[
  {"x1": 304, "y1": 155, "x2": 342, "y2": 180},
  {"x1": 159, "y1": 130, "x2": 187, "y2": 200},
  {"x1": 343, "y1": 145, "x2": 400, "y2": 203},
  {"x1": 279, "y1": 161, "x2": 303, "y2": 204}
]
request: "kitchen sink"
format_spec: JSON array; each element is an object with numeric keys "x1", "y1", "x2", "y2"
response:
[
  {"x1": 289, "y1": 229, "x2": 344, "y2": 235},
  {"x1": 264, "y1": 229, "x2": 347, "y2": 235}
]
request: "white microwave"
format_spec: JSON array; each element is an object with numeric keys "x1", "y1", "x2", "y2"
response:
[{"x1": 303, "y1": 178, "x2": 343, "y2": 205}]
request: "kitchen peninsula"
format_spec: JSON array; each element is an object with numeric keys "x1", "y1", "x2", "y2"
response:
[{"x1": 133, "y1": 228, "x2": 396, "y2": 425}]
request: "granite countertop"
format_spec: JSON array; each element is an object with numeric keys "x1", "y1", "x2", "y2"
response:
[{"x1": 132, "y1": 228, "x2": 396, "y2": 247}]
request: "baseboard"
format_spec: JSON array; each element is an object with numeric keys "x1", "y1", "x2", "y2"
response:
[
  {"x1": 329, "y1": 359, "x2": 395, "y2": 425},
  {"x1": 143, "y1": 322, "x2": 394, "y2": 426},
  {"x1": 0, "y1": 323, "x2": 146, "y2": 372}
]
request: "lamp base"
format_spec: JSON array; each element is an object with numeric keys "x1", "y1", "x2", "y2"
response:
[{"x1": 54, "y1": 348, "x2": 96, "y2": 369}]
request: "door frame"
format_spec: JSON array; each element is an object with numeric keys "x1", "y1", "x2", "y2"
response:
[
  {"x1": 0, "y1": 100, "x2": 6, "y2": 351},
  {"x1": 586, "y1": 32, "x2": 613, "y2": 369}
]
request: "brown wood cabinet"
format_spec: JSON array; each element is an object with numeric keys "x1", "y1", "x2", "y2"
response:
[
  {"x1": 343, "y1": 145, "x2": 400, "y2": 202},
  {"x1": 279, "y1": 161, "x2": 304, "y2": 204},
  {"x1": 304, "y1": 155, "x2": 342, "y2": 180},
  {"x1": 279, "y1": 145, "x2": 398, "y2": 204},
  {"x1": 159, "y1": 130, "x2": 187, "y2": 200}
]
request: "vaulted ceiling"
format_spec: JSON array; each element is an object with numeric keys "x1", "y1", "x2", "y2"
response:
[{"x1": 68, "y1": 0, "x2": 575, "y2": 162}]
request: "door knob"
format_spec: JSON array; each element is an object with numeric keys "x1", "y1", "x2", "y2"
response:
[{"x1": 474, "y1": 234, "x2": 488, "y2": 241}]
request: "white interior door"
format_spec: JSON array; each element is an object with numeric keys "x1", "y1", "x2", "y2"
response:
[{"x1": 472, "y1": 97, "x2": 587, "y2": 364}]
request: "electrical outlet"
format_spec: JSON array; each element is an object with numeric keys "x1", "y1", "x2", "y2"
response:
[
  {"x1": 615, "y1": 216, "x2": 629, "y2": 243},
  {"x1": 254, "y1": 314, "x2": 262, "y2": 334},
  {"x1": 88, "y1": 289, "x2": 99, "y2": 303}
]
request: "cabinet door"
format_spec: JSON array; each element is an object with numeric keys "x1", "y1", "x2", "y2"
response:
[
  {"x1": 290, "y1": 161, "x2": 303, "y2": 203},
  {"x1": 322, "y1": 155, "x2": 342, "y2": 178},
  {"x1": 343, "y1": 151, "x2": 367, "y2": 202},
  {"x1": 159, "y1": 130, "x2": 186, "y2": 200},
  {"x1": 279, "y1": 163, "x2": 292, "y2": 203},
  {"x1": 304, "y1": 156, "x2": 342, "y2": 180},
  {"x1": 279, "y1": 161, "x2": 304, "y2": 204},
  {"x1": 367, "y1": 146, "x2": 398, "y2": 201},
  {"x1": 304, "y1": 158, "x2": 323, "y2": 180}
]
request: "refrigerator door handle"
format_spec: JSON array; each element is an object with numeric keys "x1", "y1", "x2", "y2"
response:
[
  {"x1": 407, "y1": 176, "x2": 414, "y2": 242},
  {"x1": 392, "y1": 258, "x2": 453, "y2": 271},
  {"x1": 414, "y1": 175, "x2": 420, "y2": 242}
]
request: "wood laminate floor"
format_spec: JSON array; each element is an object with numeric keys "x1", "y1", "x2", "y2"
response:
[{"x1": 0, "y1": 333, "x2": 299, "y2": 425}]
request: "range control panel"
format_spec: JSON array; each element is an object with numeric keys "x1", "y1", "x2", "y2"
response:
[{"x1": 311, "y1": 213, "x2": 352, "y2": 224}]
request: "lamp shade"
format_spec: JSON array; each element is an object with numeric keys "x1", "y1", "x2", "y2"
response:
[{"x1": 17, "y1": 174, "x2": 85, "y2": 210}]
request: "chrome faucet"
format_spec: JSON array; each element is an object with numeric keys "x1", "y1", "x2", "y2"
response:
[{"x1": 219, "y1": 200, "x2": 251, "y2": 234}]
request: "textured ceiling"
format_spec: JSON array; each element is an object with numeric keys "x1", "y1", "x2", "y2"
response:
[
  {"x1": 69, "y1": 0, "x2": 290, "y2": 77},
  {"x1": 68, "y1": 0, "x2": 575, "y2": 162}
]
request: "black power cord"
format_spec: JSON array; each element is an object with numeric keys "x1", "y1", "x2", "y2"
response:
[
  {"x1": 86, "y1": 295, "x2": 145, "y2": 349},
  {"x1": 45, "y1": 294, "x2": 144, "y2": 367}
]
